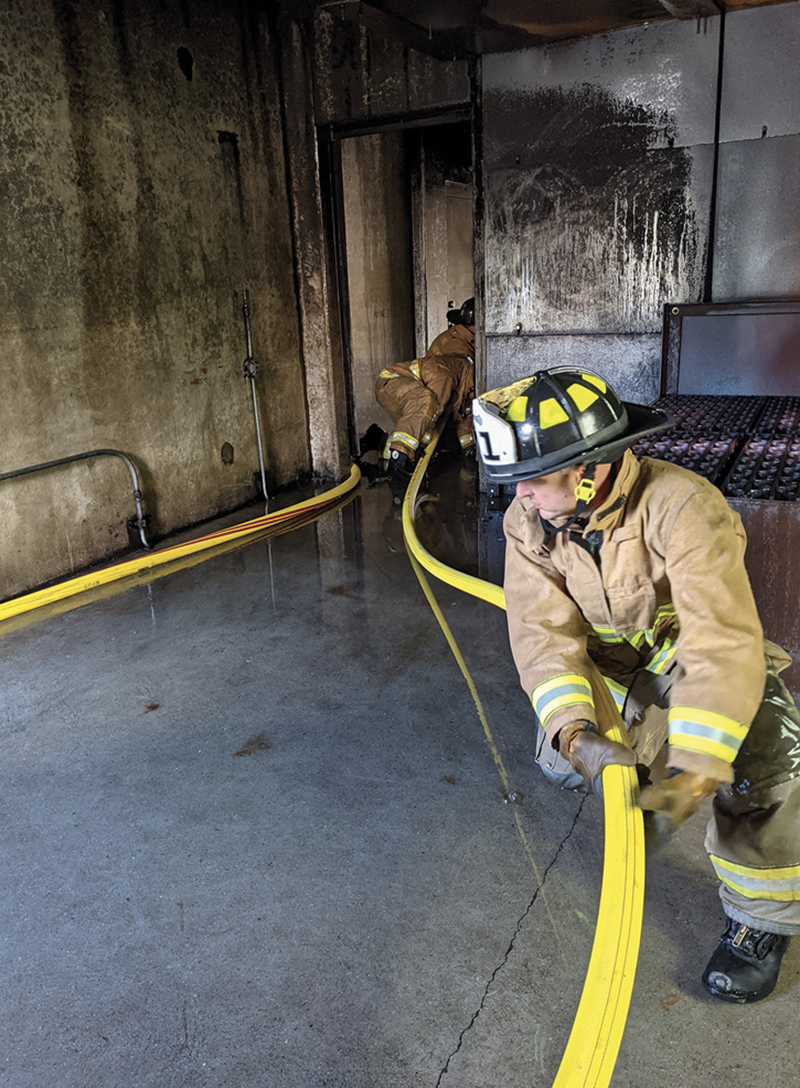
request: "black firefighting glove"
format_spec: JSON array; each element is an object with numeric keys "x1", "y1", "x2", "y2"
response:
[
  {"x1": 637, "y1": 769, "x2": 721, "y2": 850},
  {"x1": 556, "y1": 719, "x2": 637, "y2": 790}
]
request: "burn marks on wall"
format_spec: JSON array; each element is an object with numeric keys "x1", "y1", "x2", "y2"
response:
[{"x1": 485, "y1": 84, "x2": 706, "y2": 334}]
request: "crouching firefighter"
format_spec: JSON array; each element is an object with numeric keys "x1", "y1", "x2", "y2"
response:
[
  {"x1": 472, "y1": 366, "x2": 800, "y2": 1004},
  {"x1": 374, "y1": 297, "x2": 475, "y2": 484}
]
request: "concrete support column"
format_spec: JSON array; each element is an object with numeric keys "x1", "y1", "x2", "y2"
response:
[{"x1": 279, "y1": 18, "x2": 350, "y2": 480}]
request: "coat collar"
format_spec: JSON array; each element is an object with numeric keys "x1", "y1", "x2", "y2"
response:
[
  {"x1": 451, "y1": 323, "x2": 475, "y2": 352},
  {"x1": 585, "y1": 449, "x2": 640, "y2": 533}
]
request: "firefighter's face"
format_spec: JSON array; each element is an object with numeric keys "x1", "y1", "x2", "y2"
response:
[{"x1": 515, "y1": 467, "x2": 583, "y2": 519}]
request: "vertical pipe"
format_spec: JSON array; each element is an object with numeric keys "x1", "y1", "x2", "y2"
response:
[
  {"x1": 242, "y1": 288, "x2": 270, "y2": 513},
  {"x1": 704, "y1": 9, "x2": 726, "y2": 304},
  {"x1": 249, "y1": 376, "x2": 269, "y2": 512}
]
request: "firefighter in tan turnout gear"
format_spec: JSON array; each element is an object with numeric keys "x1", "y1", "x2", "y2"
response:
[
  {"x1": 372, "y1": 297, "x2": 475, "y2": 482},
  {"x1": 472, "y1": 366, "x2": 800, "y2": 1004}
]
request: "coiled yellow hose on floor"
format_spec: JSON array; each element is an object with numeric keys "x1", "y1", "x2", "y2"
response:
[
  {"x1": 402, "y1": 430, "x2": 645, "y2": 1088},
  {"x1": 0, "y1": 465, "x2": 361, "y2": 625}
]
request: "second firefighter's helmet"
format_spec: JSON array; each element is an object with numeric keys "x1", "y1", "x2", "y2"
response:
[
  {"x1": 446, "y1": 297, "x2": 475, "y2": 327},
  {"x1": 472, "y1": 367, "x2": 670, "y2": 484}
]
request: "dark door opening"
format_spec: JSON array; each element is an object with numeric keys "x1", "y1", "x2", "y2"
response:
[{"x1": 333, "y1": 119, "x2": 474, "y2": 446}]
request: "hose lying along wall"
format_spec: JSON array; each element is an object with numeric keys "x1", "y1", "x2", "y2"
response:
[
  {"x1": 0, "y1": 466, "x2": 361, "y2": 625},
  {"x1": 402, "y1": 429, "x2": 645, "y2": 1088}
]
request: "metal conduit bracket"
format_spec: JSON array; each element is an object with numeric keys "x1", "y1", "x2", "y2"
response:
[{"x1": 0, "y1": 448, "x2": 152, "y2": 551}]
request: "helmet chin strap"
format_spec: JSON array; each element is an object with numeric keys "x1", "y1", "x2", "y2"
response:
[
  {"x1": 574, "y1": 464, "x2": 597, "y2": 510},
  {"x1": 565, "y1": 462, "x2": 597, "y2": 527},
  {"x1": 543, "y1": 463, "x2": 598, "y2": 540}
]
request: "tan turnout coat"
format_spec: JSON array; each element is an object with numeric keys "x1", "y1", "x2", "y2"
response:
[{"x1": 503, "y1": 449, "x2": 784, "y2": 783}]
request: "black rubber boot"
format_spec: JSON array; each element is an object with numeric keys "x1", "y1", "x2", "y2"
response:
[
  {"x1": 388, "y1": 449, "x2": 415, "y2": 479},
  {"x1": 702, "y1": 918, "x2": 789, "y2": 1003}
]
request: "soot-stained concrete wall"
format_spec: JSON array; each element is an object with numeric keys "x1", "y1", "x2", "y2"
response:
[
  {"x1": 481, "y1": 6, "x2": 800, "y2": 403},
  {"x1": 1, "y1": 0, "x2": 306, "y2": 600},
  {"x1": 312, "y1": 9, "x2": 471, "y2": 126},
  {"x1": 482, "y1": 18, "x2": 718, "y2": 403}
]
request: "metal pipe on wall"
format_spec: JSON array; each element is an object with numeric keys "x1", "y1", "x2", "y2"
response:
[{"x1": 0, "y1": 448, "x2": 150, "y2": 549}]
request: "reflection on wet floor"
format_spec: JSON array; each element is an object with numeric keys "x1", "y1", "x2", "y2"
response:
[
  {"x1": 414, "y1": 453, "x2": 480, "y2": 577},
  {"x1": 377, "y1": 449, "x2": 481, "y2": 575}
]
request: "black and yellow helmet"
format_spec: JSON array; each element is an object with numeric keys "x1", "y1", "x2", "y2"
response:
[{"x1": 472, "y1": 367, "x2": 670, "y2": 484}]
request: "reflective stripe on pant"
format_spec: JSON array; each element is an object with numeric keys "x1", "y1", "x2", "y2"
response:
[
  {"x1": 532, "y1": 662, "x2": 800, "y2": 934},
  {"x1": 704, "y1": 668, "x2": 800, "y2": 935}
]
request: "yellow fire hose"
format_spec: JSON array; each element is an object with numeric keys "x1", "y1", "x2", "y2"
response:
[
  {"x1": 402, "y1": 430, "x2": 645, "y2": 1088},
  {"x1": 0, "y1": 465, "x2": 361, "y2": 624}
]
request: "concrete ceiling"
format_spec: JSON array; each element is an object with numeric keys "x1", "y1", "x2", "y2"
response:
[{"x1": 308, "y1": 0, "x2": 790, "y2": 58}]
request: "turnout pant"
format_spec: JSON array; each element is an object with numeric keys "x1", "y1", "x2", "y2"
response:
[
  {"x1": 375, "y1": 374, "x2": 437, "y2": 459},
  {"x1": 533, "y1": 663, "x2": 800, "y2": 936}
]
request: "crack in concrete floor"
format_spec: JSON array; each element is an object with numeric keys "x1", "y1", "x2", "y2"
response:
[{"x1": 435, "y1": 795, "x2": 588, "y2": 1085}]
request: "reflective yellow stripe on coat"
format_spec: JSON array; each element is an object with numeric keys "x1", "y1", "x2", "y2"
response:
[
  {"x1": 668, "y1": 706, "x2": 749, "y2": 764},
  {"x1": 591, "y1": 604, "x2": 677, "y2": 655},
  {"x1": 709, "y1": 855, "x2": 800, "y2": 901},
  {"x1": 533, "y1": 674, "x2": 594, "y2": 727},
  {"x1": 647, "y1": 638, "x2": 678, "y2": 675},
  {"x1": 603, "y1": 677, "x2": 628, "y2": 714}
]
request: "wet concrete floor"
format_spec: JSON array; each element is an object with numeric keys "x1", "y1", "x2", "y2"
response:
[{"x1": 1, "y1": 463, "x2": 797, "y2": 1088}]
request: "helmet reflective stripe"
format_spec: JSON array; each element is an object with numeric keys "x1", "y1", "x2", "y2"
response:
[
  {"x1": 568, "y1": 382, "x2": 601, "y2": 412},
  {"x1": 471, "y1": 400, "x2": 518, "y2": 464},
  {"x1": 506, "y1": 396, "x2": 528, "y2": 422},
  {"x1": 540, "y1": 398, "x2": 569, "y2": 428}
]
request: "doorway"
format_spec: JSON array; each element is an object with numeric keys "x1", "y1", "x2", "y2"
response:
[{"x1": 333, "y1": 118, "x2": 474, "y2": 446}]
